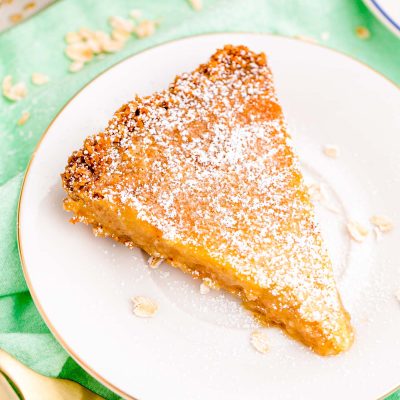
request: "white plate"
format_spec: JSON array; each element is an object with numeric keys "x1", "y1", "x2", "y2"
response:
[
  {"x1": 363, "y1": 0, "x2": 400, "y2": 36},
  {"x1": 18, "y1": 33, "x2": 400, "y2": 400}
]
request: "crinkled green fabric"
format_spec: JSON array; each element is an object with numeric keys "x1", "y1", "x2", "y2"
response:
[{"x1": 0, "y1": 0, "x2": 398, "y2": 398}]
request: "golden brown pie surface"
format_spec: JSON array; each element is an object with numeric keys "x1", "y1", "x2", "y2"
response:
[{"x1": 62, "y1": 45, "x2": 353, "y2": 355}]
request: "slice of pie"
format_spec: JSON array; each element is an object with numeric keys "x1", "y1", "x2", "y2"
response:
[{"x1": 62, "y1": 45, "x2": 353, "y2": 355}]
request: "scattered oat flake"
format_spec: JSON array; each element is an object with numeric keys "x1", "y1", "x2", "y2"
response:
[
  {"x1": 93, "y1": 30, "x2": 109, "y2": 42},
  {"x1": 347, "y1": 220, "x2": 369, "y2": 242},
  {"x1": 323, "y1": 144, "x2": 340, "y2": 158},
  {"x1": 188, "y1": 0, "x2": 202, "y2": 11},
  {"x1": 78, "y1": 27, "x2": 94, "y2": 41},
  {"x1": 109, "y1": 16, "x2": 134, "y2": 33},
  {"x1": 8, "y1": 82, "x2": 27, "y2": 100},
  {"x1": 129, "y1": 9, "x2": 142, "y2": 19},
  {"x1": 23, "y1": 1, "x2": 36, "y2": 11},
  {"x1": 64, "y1": 19, "x2": 134, "y2": 69},
  {"x1": 65, "y1": 31, "x2": 81, "y2": 44},
  {"x1": 101, "y1": 37, "x2": 124, "y2": 53},
  {"x1": 148, "y1": 256, "x2": 163, "y2": 269},
  {"x1": 356, "y1": 26, "x2": 370, "y2": 39},
  {"x1": 294, "y1": 34, "x2": 317, "y2": 44},
  {"x1": 69, "y1": 61, "x2": 84, "y2": 73},
  {"x1": 307, "y1": 182, "x2": 324, "y2": 202},
  {"x1": 199, "y1": 282, "x2": 210, "y2": 294},
  {"x1": 250, "y1": 330, "x2": 269, "y2": 354},
  {"x1": 111, "y1": 29, "x2": 131, "y2": 42},
  {"x1": 86, "y1": 38, "x2": 102, "y2": 54},
  {"x1": 2, "y1": 76, "x2": 27, "y2": 101},
  {"x1": 2, "y1": 75, "x2": 12, "y2": 92},
  {"x1": 31, "y1": 72, "x2": 49, "y2": 85},
  {"x1": 9, "y1": 13, "x2": 23, "y2": 23},
  {"x1": 84, "y1": 30, "x2": 125, "y2": 53},
  {"x1": 17, "y1": 111, "x2": 30, "y2": 126},
  {"x1": 133, "y1": 20, "x2": 157, "y2": 39},
  {"x1": 131, "y1": 296, "x2": 158, "y2": 317},
  {"x1": 370, "y1": 215, "x2": 394, "y2": 233},
  {"x1": 65, "y1": 42, "x2": 94, "y2": 62},
  {"x1": 91, "y1": 31, "x2": 111, "y2": 52}
]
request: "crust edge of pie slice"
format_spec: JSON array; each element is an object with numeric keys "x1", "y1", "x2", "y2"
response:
[{"x1": 62, "y1": 44, "x2": 354, "y2": 356}]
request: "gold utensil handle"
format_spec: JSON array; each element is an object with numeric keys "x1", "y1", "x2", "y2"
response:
[
  {"x1": 0, "y1": 348, "x2": 39, "y2": 394},
  {"x1": 0, "y1": 348, "x2": 105, "y2": 400},
  {"x1": 0, "y1": 372, "x2": 20, "y2": 400}
]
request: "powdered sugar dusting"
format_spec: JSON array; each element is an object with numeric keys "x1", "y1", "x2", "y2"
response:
[{"x1": 63, "y1": 45, "x2": 352, "y2": 351}]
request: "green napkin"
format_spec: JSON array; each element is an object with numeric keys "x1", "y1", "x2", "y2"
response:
[{"x1": 0, "y1": 0, "x2": 399, "y2": 398}]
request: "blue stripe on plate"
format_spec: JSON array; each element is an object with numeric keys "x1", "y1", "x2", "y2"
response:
[{"x1": 370, "y1": 0, "x2": 400, "y2": 32}]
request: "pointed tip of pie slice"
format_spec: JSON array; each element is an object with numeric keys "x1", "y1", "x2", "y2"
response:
[
  {"x1": 62, "y1": 43, "x2": 353, "y2": 355},
  {"x1": 285, "y1": 299, "x2": 354, "y2": 356}
]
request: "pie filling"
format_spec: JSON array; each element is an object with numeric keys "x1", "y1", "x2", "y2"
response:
[{"x1": 64, "y1": 195, "x2": 353, "y2": 355}]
